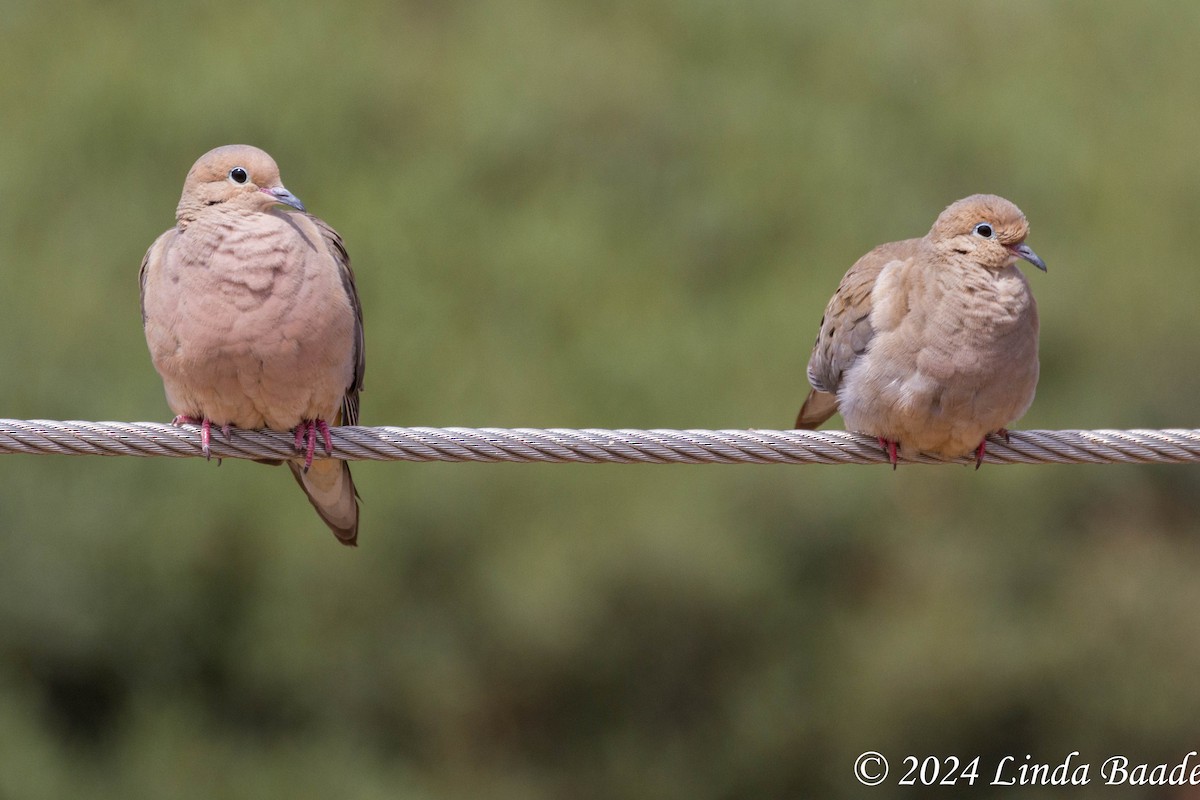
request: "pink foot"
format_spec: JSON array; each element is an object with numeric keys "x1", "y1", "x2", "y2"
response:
[
  {"x1": 317, "y1": 419, "x2": 333, "y2": 455},
  {"x1": 293, "y1": 419, "x2": 334, "y2": 472},
  {"x1": 877, "y1": 436, "x2": 899, "y2": 470},
  {"x1": 171, "y1": 416, "x2": 234, "y2": 460},
  {"x1": 974, "y1": 429, "x2": 1011, "y2": 470},
  {"x1": 173, "y1": 415, "x2": 214, "y2": 459}
]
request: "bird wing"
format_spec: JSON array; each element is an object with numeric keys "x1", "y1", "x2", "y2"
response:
[
  {"x1": 307, "y1": 214, "x2": 365, "y2": 427},
  {"x1": 138, "y1": 228, "x2": 178, "y2": 325},
  {"x1": 796, "y1": 238, "x2": 919, "y2": 429}
]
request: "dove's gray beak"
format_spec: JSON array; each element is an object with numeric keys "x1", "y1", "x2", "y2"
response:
[
  {"x1": 262, "y1": 185, "x2": 306, "y2": 213},
  {"x1": 1010, "y1": 242, "x2": 1046, "y2": 272}
]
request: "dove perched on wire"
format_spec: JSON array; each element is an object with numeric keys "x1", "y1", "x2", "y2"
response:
[
  {"x1": 140, "y1": 145, "x2": 364, "y2": 543},
  {"x1": 795, "y1": 193, "x2": 1045, "y2": 467}
]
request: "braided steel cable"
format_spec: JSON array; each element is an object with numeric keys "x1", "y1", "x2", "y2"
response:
[{"x1": 1, "y1": 419, "x2": 1197, "y2": 466}]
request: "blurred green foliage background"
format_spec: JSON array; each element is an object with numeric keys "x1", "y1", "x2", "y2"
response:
[{"x1": 2, "y1": 1, "x2": 1200, "y2": 797}]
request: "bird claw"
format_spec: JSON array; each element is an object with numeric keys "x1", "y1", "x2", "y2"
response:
[
  {"x1": 975, "y1": 429, "x2": 1011, "y2": 469},
  {"x1": 317, "y1": 419, "x2": 333, "y2": 455},
  {"x1": 877, "y1": 436, "x2": 899, "y2": 470},
  {"x1": 171, "y1": 415, "x2": 235, "y2": 462},
  {"x1": 172, "y1": 415, "x2": 214, "y2": 460},
  {"x1": 293, "y1": 419, "x2": 333, "y2": 472}
]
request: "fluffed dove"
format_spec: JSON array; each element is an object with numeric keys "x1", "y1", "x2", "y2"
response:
[
  {"x1": 140, "y1": 145, "x2": 364, "y2": 544},
  {"x1": 795, "y1": 193, "x2": 1045, "y2": 467}
]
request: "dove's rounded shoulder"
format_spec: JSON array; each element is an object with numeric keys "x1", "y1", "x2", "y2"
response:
[
  {"x1": 144, "y1": 226, "x2": 180, "y2": 263},
  {"x1": 825, "y1": 237, "x2": 922, "y2": 315},
  {"x1": 847, "y1": 237, "x2": 922, "y2": 281}
]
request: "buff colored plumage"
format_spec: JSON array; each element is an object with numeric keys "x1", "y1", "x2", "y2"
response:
[
  {"x1": 796, "y1": 194, "x2": 1045, "y2": 466},
  {"x1": 141, "y1": 145, "x2": 364, "y2": 543}
]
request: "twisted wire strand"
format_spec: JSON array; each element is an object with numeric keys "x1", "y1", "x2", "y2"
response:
[{"x1": 1, "y1": 419, "x2": 1198, "y2": 466}]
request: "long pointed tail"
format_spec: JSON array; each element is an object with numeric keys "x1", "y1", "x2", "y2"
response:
[
  {"x1": 287, "y1": 459, "x2": 359, "y2": 546},
  {"x1": 795, "y1": 389, "x2": 839, "y2": 430}
]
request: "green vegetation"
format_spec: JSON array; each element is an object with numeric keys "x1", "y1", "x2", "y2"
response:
[{"x1": 2, "y1": 1, "x2": 1200, "y2": 797}]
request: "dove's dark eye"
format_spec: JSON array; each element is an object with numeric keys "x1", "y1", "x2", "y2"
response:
[
  {"x1": 973, "y1": 222, "x2": 994, "y2": 238},
  {"x1": 228, "y1": 167, "x2": 249, "y2": 184}
]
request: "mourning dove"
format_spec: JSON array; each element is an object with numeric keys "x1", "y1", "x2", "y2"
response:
[
  {"x1": 140, "y1": 145, "x2": 364, "y2": 544},
  {"x1": 795, "y1": 194, "x2": 1045, "y2": 467}
]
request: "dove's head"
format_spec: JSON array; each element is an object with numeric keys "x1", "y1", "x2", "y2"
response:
[
  {"x1": 175, "y1": 144, "x2": 306, "y2": 224},
  {"x1": 928, "y1": 194, "x2": 1046, "y2": 273}
]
